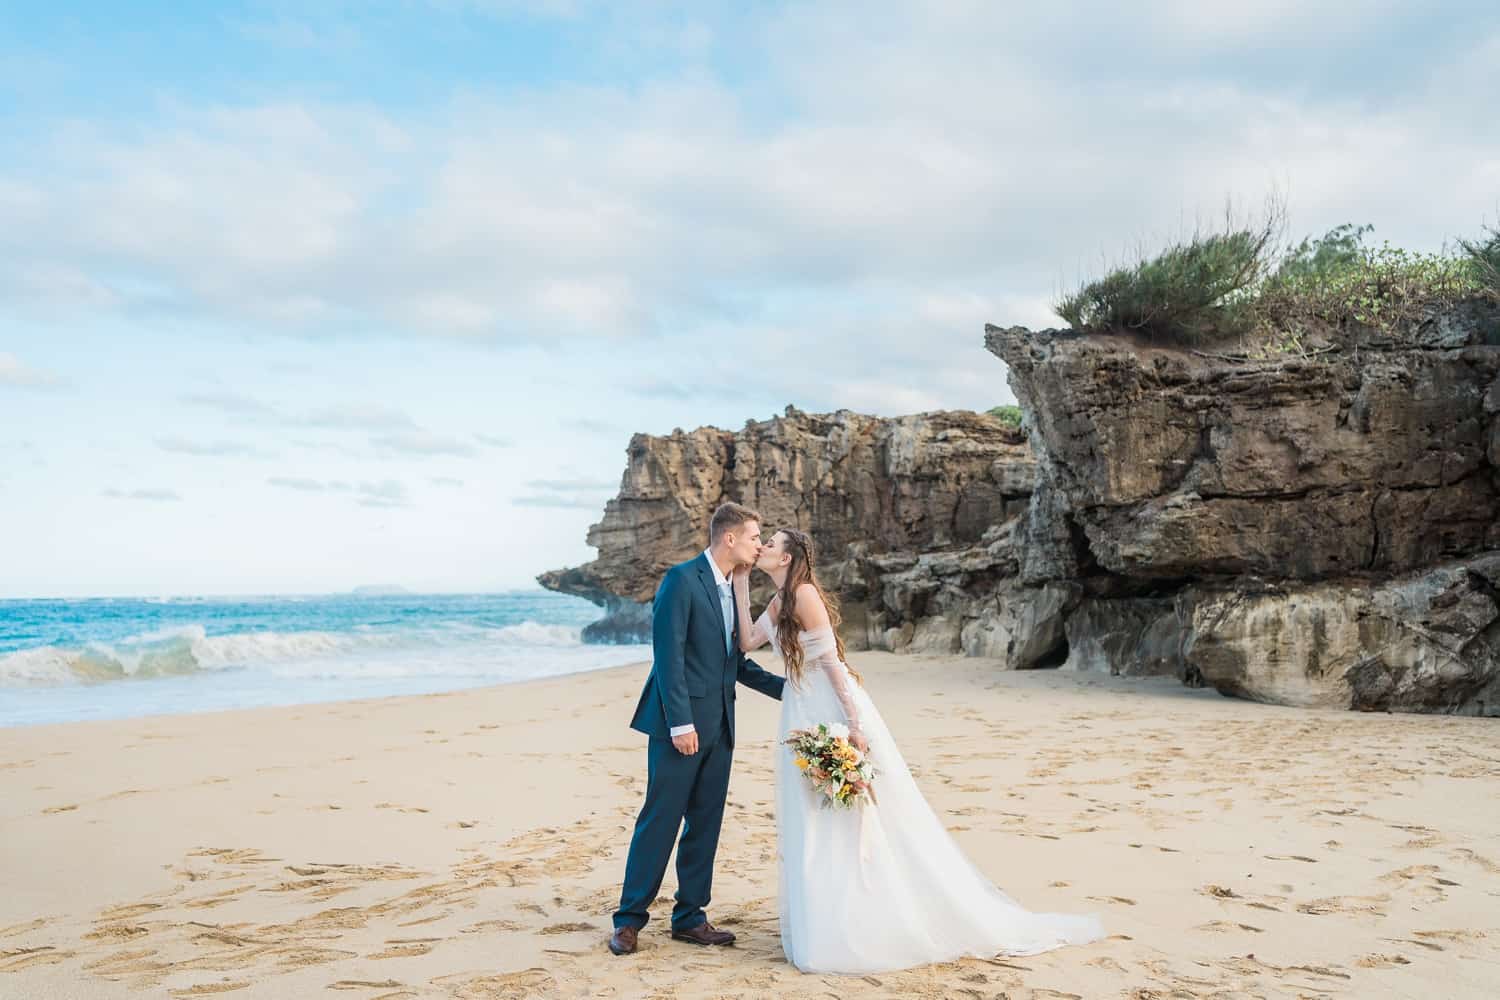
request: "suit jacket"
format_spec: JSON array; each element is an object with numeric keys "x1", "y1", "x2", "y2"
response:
[{"x1": 629, "y1": 553, "x2": 784, "y2": 746}]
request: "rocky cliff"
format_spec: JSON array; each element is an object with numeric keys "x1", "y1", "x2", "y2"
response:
[
  {"x1": 986, "y1": 296, "x2": 1500, "y2": 715},
  {"x1": 542, "y1": 299, "x2": 1500, "y2": 716},
  {"x1": 538, "y1": 408, "x2": 1036, "y2": 646}
]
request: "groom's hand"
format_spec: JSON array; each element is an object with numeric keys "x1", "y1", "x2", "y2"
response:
[{"x1": 672, "y1": 731, "x2": 699, "y2": 756}]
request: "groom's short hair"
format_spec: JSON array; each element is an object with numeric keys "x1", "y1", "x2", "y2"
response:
[{"x1": 709, "y1": 501, "x2": 761, "y2": 544}]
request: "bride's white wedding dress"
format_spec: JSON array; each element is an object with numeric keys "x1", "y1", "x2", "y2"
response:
[{"x1": 759, "y1": 610, "x2": 1104, "y2": 974}]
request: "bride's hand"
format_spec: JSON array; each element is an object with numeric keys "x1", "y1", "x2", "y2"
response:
[
  {"x1": 732, "y1": 562, "x2": 752, "y2": 586},
  {"x1": 851, "y1": 731, "x2": 869, "y2": 754}
]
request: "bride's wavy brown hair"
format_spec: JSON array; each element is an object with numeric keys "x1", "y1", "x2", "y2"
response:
[{"x1": 774, "y1": 528, "x2": 861, "y2": 688}]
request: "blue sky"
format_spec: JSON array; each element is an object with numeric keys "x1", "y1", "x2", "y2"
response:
[{"x1": 2, "y1": 1, "x2": 1497, "y2": 597}]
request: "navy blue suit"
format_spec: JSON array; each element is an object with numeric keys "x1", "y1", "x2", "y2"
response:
[{"x1": 613, "y1": 553, "x2": 785, "y2": 933}]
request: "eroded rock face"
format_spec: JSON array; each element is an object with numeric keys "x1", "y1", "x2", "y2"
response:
[
  {"x1": 987, "y1": 297, "x2": 1500, "y2": 714},
  {"x1": 539, "y1": 407, "x2": 1037, "y2": 645},
  {"x1": 544, "y1": 300, "x2": 1500, "y2": 714},
  {"x1": 1180, "y1": 557, "x2": 1500, "y2": 712}
]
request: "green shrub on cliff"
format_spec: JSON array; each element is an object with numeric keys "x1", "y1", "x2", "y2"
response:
[
  {"x1": 1272, "y1": 223, "x2": 1370, "y2": 284},
  {"x1": 1054, "y1": 216, "x2": 1277, "y2": 344},
  {"x1": 1256, "y1": 227, "x2": 1480, "y2": 341},
  {"x1": 1055, "y1": 213, "x2": 1495, "y2": 347},
  {"x1": 1459, "y1": 224, "x2": 1500, "y2": 294},
  {"x1": 986, "y1": 404, "x2": 1023, "y2": 428}
]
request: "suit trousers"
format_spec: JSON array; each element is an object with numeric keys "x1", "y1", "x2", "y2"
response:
[{"x1": 613, "y1": 716, "x2": 734, "y2": 932}]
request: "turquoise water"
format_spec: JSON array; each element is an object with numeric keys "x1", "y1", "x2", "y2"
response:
[{"x1": 0, "y1": 592, "x2": 646, "y2": 728}]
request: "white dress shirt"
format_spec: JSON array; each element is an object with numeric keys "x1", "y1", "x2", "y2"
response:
[{"x1": 669, "y1": 548, "x2": 733, "y2": 738}]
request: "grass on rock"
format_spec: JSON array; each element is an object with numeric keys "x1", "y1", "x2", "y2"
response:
[{"x1": 1054, "y1": 209, "x2": 1498, "y2": 351}]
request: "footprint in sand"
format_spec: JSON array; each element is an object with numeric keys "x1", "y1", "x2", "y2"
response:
[
  {"x1": 1195, "y1": 920, "x2": 1263, "y2": 933},
  {"x1": 1357, "y1": 953, "x2": 1412, "y2": 967},
  {"x1": 0, "y1": 946, "x2": 74, "y2": 972},
  {"x1": 1413, "y1": 929, "x2": 1484, "y2": 946},
  {"x1": 1451, "y1": 848, "x2": 1500, "y2": 874},
  {"x1": 1295, "y1": 894, "x2": 1389, "y2": 917},
  {"x1": 83, "y1": 924, "x2": 152, "y2": 942},
  {"x1": 168, "y1": 982, "x2": 251, "y2": 996},
  {"x1": 0, "y1": 919, "x2": 51, "y2": 939},
  {"x1": 432, "y1": 970, "x2": 556, "y2": 996},
  {"x1": 327, "y1": 981, "x2": 404, "y2": 992},
  {"x1": 367, "y1": 941, "x2": 435, "y2": 960},
  {"x1": 98, "y1": 903, "x2": 165, "y2": 921}
]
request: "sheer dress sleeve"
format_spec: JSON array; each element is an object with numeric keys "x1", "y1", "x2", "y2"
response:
[{"x1": 808, "y1": 628, "x2": 861, "y2": 737}]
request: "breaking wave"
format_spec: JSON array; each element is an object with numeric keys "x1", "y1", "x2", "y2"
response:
[{"x1": 0, "y1": 620, "x2": 588, "y2": 687}]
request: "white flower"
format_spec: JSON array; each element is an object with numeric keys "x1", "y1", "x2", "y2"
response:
[{"x1": 827, "y1": 722, "x2": 850, "y2": 741}]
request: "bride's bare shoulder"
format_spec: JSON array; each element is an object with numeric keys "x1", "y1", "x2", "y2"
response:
[{"x1": 792, "y1": 584, "x2": 830, "y2": 630}]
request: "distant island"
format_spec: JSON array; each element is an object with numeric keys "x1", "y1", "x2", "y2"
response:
[{"x1": 349, "y1": 585, "x2": 410, "y2": 597}]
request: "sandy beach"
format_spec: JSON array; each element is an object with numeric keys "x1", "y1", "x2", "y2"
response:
[{"x1": 2, "y1": 652, "x2": 1498, "y2": 999}]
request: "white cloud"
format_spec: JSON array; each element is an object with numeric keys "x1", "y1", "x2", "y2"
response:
[
  {"x1": 527, "y1": 477, "x2": 617, "y2": 490},
  {"x1": 560, "y1": 417, "x2": 621, "y2": 434},
  {"x1": 1, "y1": 3, "x2": 1496, "y2": 424},
  {"x1": 180, "y1": 391, "x2": 277, "y2": 417},
  {"x1": 156, "y1": 436, "x2": 266, "y2": 458},
  {"x1": 370, "y1": 430, "x2": 478, "y2": 457},
  {"x1": 512, "y1": 493, "x2": 603, "y2": 509},
  {"x1": 102, "y1": 487, "x2": 182, "y2": 502},
  {"x1": 295, "y1": 403, "x2": 419, "y2": 431},
  {"x1": 7, "y1": 17, "x2": 1493, "y2": 354},
  {"x1": 267, "y1": 475, "x2": 411, "y2": 507},
  {"x1": 513, "y1": 473, "x2": 619, "y2": 510},
  {"x1": 267, "y1": 476, "x2": 332, "y2": 492},
  {"x1": 0, "y1": 352, "x2": 64, "y2": 389},
  {"x1": 356, "y1": 479, "x2": 410, "y2": 508}
]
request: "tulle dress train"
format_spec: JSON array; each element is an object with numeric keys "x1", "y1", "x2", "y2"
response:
[{"x1": 762, "y1": 610, "x2": 1105, "y2": 974}]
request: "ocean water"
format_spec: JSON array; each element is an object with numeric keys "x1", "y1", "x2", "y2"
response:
[{"x1": 0, "y1": 592, "x2": 648, "y2": 728}]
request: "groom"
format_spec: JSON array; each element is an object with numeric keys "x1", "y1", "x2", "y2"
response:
[{"x1": 608, "y1": 502, "x2": 785, "y2": 955}]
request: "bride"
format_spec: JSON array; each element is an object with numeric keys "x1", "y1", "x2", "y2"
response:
[{"x1": 732, "y1": 527, "x2": 1104, "y2": 974}]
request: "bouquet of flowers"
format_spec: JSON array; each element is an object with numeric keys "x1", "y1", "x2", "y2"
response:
[{"x1": 785, "y1": 722, "x2": 877, "y2": 809}]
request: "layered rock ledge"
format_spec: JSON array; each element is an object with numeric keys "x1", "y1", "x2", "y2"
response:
[
  {"x1": 538, "y1": 408, "x2": 1035, "y2": 646},
  {"x1": 543, "y1": 299, "x2": 1500, "y2": 715},
  {"x1": 986, "y1": 297, "x2": 1500, "y2": 714}
]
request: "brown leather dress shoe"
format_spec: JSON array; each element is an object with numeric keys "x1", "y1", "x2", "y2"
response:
[
  {"x1": 608, "y1": 925, "x2": 638, "y2": 955},
  {"x1": 671, "y1": 922, "x2": 736, "y2": 946}
]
